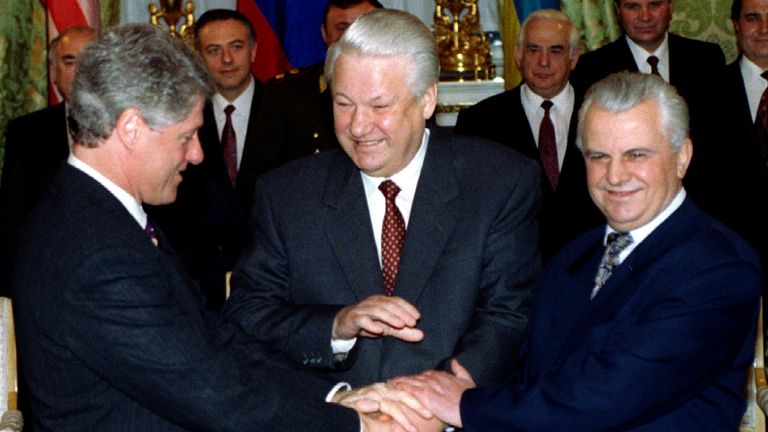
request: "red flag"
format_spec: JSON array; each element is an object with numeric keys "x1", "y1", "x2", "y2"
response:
[
  {"x1": 41, "y1": 0, "x2": 101, "y2": 105},
  {"x1": 236, "y1": 0, "x2": 294, "y2": 82}
]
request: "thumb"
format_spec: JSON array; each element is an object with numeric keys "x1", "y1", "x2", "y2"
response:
[
  {"x1": 450, "y1": 359, "x2": 475, "y2": 386},
  {"x1": 355, "y1": 399, "x2": 381, "y2": 414}
]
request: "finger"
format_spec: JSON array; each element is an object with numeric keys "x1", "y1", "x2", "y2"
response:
[
  {"x1": 385, "y1": 326, "x2": 424, "y2": 342},
  {"x1": 354, "y1": 398, "x2": 381, "y2": 413},
  {"x1": 450, "y1": 359, "x2": 474, "y2": 385},
  {"x1": 376, "y1": 401, "x2": 417, "y2": 432}
]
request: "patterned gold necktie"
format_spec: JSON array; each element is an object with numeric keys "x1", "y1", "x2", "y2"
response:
[{"x1": 591, "y1": 232, "x2": 633, "y2": 299}]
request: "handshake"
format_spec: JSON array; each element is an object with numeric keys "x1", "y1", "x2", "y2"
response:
[{"x1": 331, "y1": 360, "x2": 476, "y2": 432}]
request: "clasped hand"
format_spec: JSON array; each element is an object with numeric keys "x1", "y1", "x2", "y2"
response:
[{"x1": 332, "y1": 294, "x2": 424, "y2": 342}]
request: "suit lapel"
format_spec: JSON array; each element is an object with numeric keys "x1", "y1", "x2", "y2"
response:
[
  {"x1": 394, "y1": 132, "x2": 460, "y2": 303},
  {"x1": 322, "y1": 152, "x2": 386, "y2": 301},
  {"x1": 510, "y1": 87, "x2": 539, "y2": 160}
]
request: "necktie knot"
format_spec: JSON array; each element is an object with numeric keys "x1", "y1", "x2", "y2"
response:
[
  {"x1": 647, "y1": 55, "x2": 660, "y2": 76},
  {"x1": 379, "y1": 180, "x2": 401, "y2": 202},
  {"x1": 541, "y1": 100, "x2": 553, "y2": 112},
  {"x1": 224, "y1": 104, "x2": 235, "y2": 117}
]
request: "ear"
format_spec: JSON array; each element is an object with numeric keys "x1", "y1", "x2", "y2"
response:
[
  {"x1": 115, "y1": 108, "x2": 145, "y2": 150},
  {"x1": 676, "y1": 138, "x2": 693, "y2": 179},
  {"x1": 514, "y1": 43, "x2": 524, "y2": 69},
  {"x1": 421, "y1": 83, "x2": 438, "y2": 120},
  {"x1": 569, "y1": 48, "x2": 581, "y2": 70},
  {"x1": 321, "y1": 23, "x2": 329, "y2": 45},
  {"x1": 249, "y1": 41, "x2": 258, "y2": 63}
]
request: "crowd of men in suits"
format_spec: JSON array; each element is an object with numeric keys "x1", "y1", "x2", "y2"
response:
[{"x1": 0, "y1": 0, "x2": 767, "y2": 429}]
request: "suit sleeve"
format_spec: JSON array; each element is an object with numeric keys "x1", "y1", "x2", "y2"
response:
[
  {"x1": 460, "y1": 238, "x2": 761, "y2": 431},
  {"x1": 224, "y1": 178, "x2": 346, "y2": 370},
  {"x1": 448, "y1": 155, "x2": 542, "y2": 386},
  {"x1": 63, "y1": 244, "x2": 358, "y2": 431}
]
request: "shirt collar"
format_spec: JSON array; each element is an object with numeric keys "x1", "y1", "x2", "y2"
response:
[
  {"x1": 212, "y1": 75, "x2": 255, "y2": 114},
  {"x1": 361, "y1": 128, "x2": 429, "y2": 196},
  {"x1": 67, "y1": 153, "x2": 147, "y2": 229},
  {"x1": 603, "y1": 187, "x2": 686, "y2": 246},
  {"x1": 741, "y1": 55, "x2": 766, "y2": 85},
  {"x1": 520, "y1": 82, "x2": 574, "y2": 109}
]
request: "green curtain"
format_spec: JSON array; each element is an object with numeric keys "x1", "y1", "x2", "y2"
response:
[
  {"x1": 0, "y1": 0, "x2": 121, "y2": 180},
  {"x1": 561, "y1": 0, "x2": 738, "y2": 61}
]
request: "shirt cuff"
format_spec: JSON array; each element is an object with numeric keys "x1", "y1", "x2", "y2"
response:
[
  {"x1": 325, "y1": 381, "x2": 351, "y2": 403},
  {"x1": 331, "y1": 337, "x2": 357, "y2": 354}
]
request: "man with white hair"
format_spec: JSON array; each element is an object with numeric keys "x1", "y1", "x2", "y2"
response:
[{"x1": 226, "y1": 8, "x2": 541, "y2": 393}]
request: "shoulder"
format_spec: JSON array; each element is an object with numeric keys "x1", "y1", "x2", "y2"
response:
[
  {"x1": 669, "y1": 34, "x2": 725, "y2": 61},
  {"x1": 579, "y1": 37, "x2": 626, "y2": 61},
  {"x1": 266, "y1": 64, "x2": 323, "y2": 90},
  {"x1": 7, "y1": 104, "x2": 62, "y2": 130},
  {"x1": 436, "y1": 131, "x2": 540, "y2": 183}
]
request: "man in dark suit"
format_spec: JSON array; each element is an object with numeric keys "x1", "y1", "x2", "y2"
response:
[
  {"x1": 391, "y1": 73, "x2": 762, "y2": 430},
  {"x1": 12, "y1": 23, "x2": 426, "y2": 432},
  {"x1": 0, "y1": 25, "x2": 96, "y2": 296},
  {"x1": 148, "y1": 9, "x2": 265, "y2": 310},
  {"x1": 454, "y1": 9, "x2": 601, "y2": 260},
  {"x1": 570, "y1": 0, "x2": 725, "y2": 105},
  {"x1": 241, "y1": 0, "x2": 383, "y2": 203},
  {"x1": 685, "y1": 0, "x2": 768, "y2": 287},
  {"x1": 224, "y1": 9, "x2": 541, "y2": 393}
]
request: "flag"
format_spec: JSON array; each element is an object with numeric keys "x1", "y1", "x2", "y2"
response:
[
  {"x1": 41, "y1": 0, "x2": 101, "y2": 105},
  {"x1": 499, "y1": 0, "x2": 559, "y2": 89},
  {"x1": 237, "y1": 0, "x2": 328, "y2": 82}
]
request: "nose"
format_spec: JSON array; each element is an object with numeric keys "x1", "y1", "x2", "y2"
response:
[
  {"x1": 187, "y1": 133, "x2": 204, "y2": 165},
  {"x1": 221, "y1": 47, "x2": 233, "y2": 64},
  {"x1": 349, "y1": 107, "x2": 373, "y2": 138},
  {"x1": 538, "y1": 50, "x2": 550, "y2": 67},
  {"x1": 605, "y1": 158, "x2": 629, "y2": 186},
  {"x1": 639, "y1": 6, "x2": 651, "y2": 21}
]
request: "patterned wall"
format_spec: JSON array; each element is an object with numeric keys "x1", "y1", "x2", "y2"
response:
[{"x1": 563, "y1": 0, "x2": 739, "y2": 62}]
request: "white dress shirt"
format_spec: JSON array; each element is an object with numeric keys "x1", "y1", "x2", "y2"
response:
[
  {"x1": 603, "y1": 188, "x2": 686, "y2": 265},
  {"x1": 740, "y1": 55, "x2": 768, "y2": 122},
  {"x1": 211, "y1": 76, "x2": 255, "y2": 169},
  {"x1": 68, "y1": 154, "x2": 147, "y2": 230},
  {"x1": 626, "y1": 32, "x2": 670, "y2": 83},
  {"x1": 331, "y1": 128, "x2": 430, "y2": 354},
  {"x1": 521, "y1": 83, "x2": 575, "y2": 169}
]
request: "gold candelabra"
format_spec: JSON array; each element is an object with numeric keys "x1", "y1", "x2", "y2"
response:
[
  {"x1": 433, "y1": 0, "x2": 494, "y2": 81},
  {"x1": 149, "y1": 0, "x2": 196, "y2": 47}
]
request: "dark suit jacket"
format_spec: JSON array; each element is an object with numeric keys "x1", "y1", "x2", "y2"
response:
[
  {"x1": 686, "y1": 58, "x2": 768, "y2": 281},
  {"x1": 13, "y1": 164, "x2": 358, "y2": 431},
  {"x1": 461, "y1": 198, "x2": 761, "y2": 431},
  {"x1": 0, "y1": 103, "x2": 69, "y2": 296},
  {"x1": 224, "y1": 128, "x2": 542, "y2": 388},
  {"x1": 147, "y1": 82, "x2": 265, "y2": 310},
  {"x1": 571, "y1": 33, "x2": 725, "y2": 105},
  {"x1": 454, "y1": 85, "x2": 602, "y2": 260}
]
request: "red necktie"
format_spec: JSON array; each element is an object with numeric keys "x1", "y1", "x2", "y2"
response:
[
  {"x1": 647, "y1": 56, "x2": 660, "y2": 76},
  {"x1": 538, "y1": 100, "x2": 559, "y2": 190},
  {"x1": 755, "y1": 71, "x2": 768, "y2": 166},
  {"x1": 222, "y1": 105, "x2": 238, "y2": 185},
  {"x1": 379, "y1": 180, "x2": 406, "y2": 296}
]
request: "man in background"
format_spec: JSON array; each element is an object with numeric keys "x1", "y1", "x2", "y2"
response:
[
  {"x1": 148, "y1": 9, "x2": 264, "y2": 310},
  {"x1": 571, "y1": 0, "x2": 724, "y2": 106},
  {"x1": 392, "y1": 72, "x2": 761, "y2": 431},
  {"x1": 455, "y1": 9, "x2": 601, "y2": 260},
  {"x1": 0, "y1": 25, "x2": 96, "y2": 296}
]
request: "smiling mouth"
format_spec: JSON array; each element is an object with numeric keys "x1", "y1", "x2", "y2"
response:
[{"x1": 355, "y1": 139, "x2": 384, "y2": 147}]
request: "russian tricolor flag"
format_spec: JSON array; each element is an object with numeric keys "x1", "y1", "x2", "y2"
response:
[{"x1": 237, "y1": 0, "x2": 329, "y2": 82}]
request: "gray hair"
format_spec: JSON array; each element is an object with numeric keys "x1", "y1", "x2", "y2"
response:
[
  {"x1": 48, "y1": 25, "x2": 98, "y2": 66},
  {"x1": 69, "y1": 24, "x2": 214, "y2": 147},
  {"x1": 324, "y1": 9, "x2": 439, "y2": 98},
  {"x1": 576, "y1": 72, "x2": 689, "y2": 152},
  {"x1": 517, "y1": 9, "x2": 580, "y2": 56}
]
